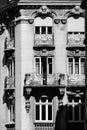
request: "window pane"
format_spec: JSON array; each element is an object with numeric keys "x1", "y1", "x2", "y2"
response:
[
  {"x1": 42, "y1": 27, "x2": 46, "y2": 34},
  {"x1": 36, "y1": 105, "x2": 40, "y2": 120},
  {"x1": 81, "y1": 58, "x2": 85, "y2": 74},
  {"x1": 74, "y1": 105, "x2": 79, "y2": 120},
  {"x1": 35, "y1": 58, "x2": 40, "y2": 74},
  {"x1": 68, "y1": 58, "x2": 73, "y2": 74},
  {"x1": 81, "y1": 105, "x2": 85, "y2": 120},
  {"x1": 42, "y1": 105, "x2": 46, "y2": 120},
  {"x1": 75, "y1": 58, "x2": 79, "y2": 74},
  {"x1": 48, "y1": 105, "x2": 52, "y2": 120},
  {"x1": 48, "y1": 58, "x2": 52, "y2": 74},
  {"x1": 35, "y1": 27, "x2": 40, "y2": 34},
  {"x1": 48, "y1": 27, "x2": 52, "y2": 34},
  {"x1": 68, "y1": 106, "x2": 73, "y2": 120}
]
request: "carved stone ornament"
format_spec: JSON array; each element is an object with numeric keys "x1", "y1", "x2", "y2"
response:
[
  {"x1": 25, "y1": 100, "x2": 30, "y2": 113},
  {"x1": 28, "y1": 19, "x2": 34, "y2": 24},
  {"x1": 54, "y1": 19, "x2": 60, "y2": 24}
]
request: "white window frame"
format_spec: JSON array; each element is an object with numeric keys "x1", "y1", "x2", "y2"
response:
[
  {"x1": 35, "y1": 97, "x2": 53, "y2": 123},
  {"x1": 68, "y1": 99, "x2": 85, "y2": 121},
  {"x1": 68, "y1": 57, "x2": 85, "y2": 75},
  {"x1": 34, "y1": 57, "x2": 54, "y2": 75}
]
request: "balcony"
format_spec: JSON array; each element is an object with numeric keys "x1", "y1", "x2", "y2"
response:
[
  {"x1": 24, "y1": 73, "x2": 67, "y2": 87},
  {"x1": 66, "y1": 32, "x2": 85, "y2": 49},
  {"x1": 67, "y1": 74, "x2": 85, "y2": 87},
  {"x1": 33, "y1": 34, "x2": 55, "y2": 50},
  {"x1": 4, "y1": 37, "x2": 15, "y2": 53}
]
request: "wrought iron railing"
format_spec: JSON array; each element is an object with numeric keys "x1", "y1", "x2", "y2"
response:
[
  {"x1": 34, "y1": 123, "x2": 54, "y2": 130},
  {"x1": 5, "y1": 76, "x2": 15, "y2": 89},
  {"x1": 67, "y1": 32, "x2": 85, "y2": 47},
  {"x1": 34, "y1": 34, "x2": 53, "y2": 46},
  {"x1": 24, "y1": 73, "x2": 67, "y2": 86},
  {"x1": 5, "y1": 37, "x2": 15, "y2": 50}
]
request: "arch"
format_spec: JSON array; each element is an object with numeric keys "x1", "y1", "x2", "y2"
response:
[
  {"x1": 67, "y1": 17, "x2": 85, "y2": 32},
  {"x1": 34, "y1": 16, "x2": 53, "y2": 26}
]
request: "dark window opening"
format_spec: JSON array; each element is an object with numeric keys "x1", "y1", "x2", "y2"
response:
[
  {"x1": 42, "y1": 27, "x2": 46, "y2": 34},
  {"x1": 35, "y1": 27, "x2": 40, "y2": 34},
  {"x1": 36, "y1": 105, "x2": 39, "y2": 120},
  {"x1": 48, "y1": 58, "x2": 52, "y2": 74},
  {"x1": 42, "y1": 105, "x2": 46, "y2": 120},
  {"x1": 48, "y1": 27, "x2": 52, "y2": 34},
  {"x1": 48, "y1": 105, "x2": 52, "y2": 120}
]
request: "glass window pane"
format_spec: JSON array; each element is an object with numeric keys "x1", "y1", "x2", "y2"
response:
[
  {"x1": 68, "y1": 58, "x2": 73, "y2": 74},
  {"x1": 35, "y1": 27, "x2": 40, "y2": 34},
  {"x1": 81, "y1": 105, "x2": 85, "y2": 120},
  {"x1": 75, "y1": 58, "x2": 79, "y2": 74},
  {"x1": 42, "y1": 27, "x2": 46, "y2": 34},
  {"x1": 48, "y1": 27, "x2": 52, "y2": 34},
  {"x1": 81, "y1": 58, "x2": 85, "y2": 74},
  {"x1": 48, "y1": 105, "x2": 52, "y2": 120},
  {"x1": 68, "y1": 105, "x2": 73, "y2": 120},
  {"x1": 42, "y1": 105, "x2": 46, "y2": 120},
  {"x1": 74, "y1": 105, "x2": 79, "y2": 120},
  {"x1": 48, "y1": 58, "x2": 52, "y2": 74},
  {"x1": 36, "y1": 105, "x2": 40, "y2": 120},
  {"x1": 35, "y1": 58, "x2": 40, "y2": 74}
]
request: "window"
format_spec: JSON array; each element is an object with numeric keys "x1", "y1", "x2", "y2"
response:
[
  {"x1": 35, "y1": 26, "x2": 40, "y2": 34},
  {"x1": 48, "y1": 58, "x2": 52, "y2": 74},
  {"x1": 68, "y1": 57, "x2": 85, "y2": 74},
  {"x1": 68, "y1": 99, "x2": 85, "y2": 121},
  {"x1": 68, "y1": 58, "x2": 73, "y2": 74},
  {"x1": 42, "y1": 26, "x2": 46, "y2": 34},
  {"x1": 35, "y1": 26, "x2": 52, "y2": 35},
  {"x1": 9, "y1": 26, "x2": 14, "y2": 38},
  {"x1": 48, "y1": 27, "x2": 52, "y2": 34},
  {"x1": 35, "y1": 97, "x2": 53, "y2": 122},
  {"x1": 7, "y1": 58, "x2": 15, "y2": 88},
  {"x1": 35, "y1": 58, "x2": 41, "y2": 74},
  {"x1": 75, "y1": 58, "x2": 79, "y2": 74},
  {"x1": 7, "y1": 99, "x2": 15, "y2": 122},
  {"x1": 81, "y1": 58, "x2": 85, "y2": 74},
  {"x1": 34, "y1": 57, "x2": 53, "y2": 75}
]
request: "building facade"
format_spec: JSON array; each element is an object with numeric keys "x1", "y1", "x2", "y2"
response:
[{"x1": 0, "y1": 0, "x2": 86, "y2": 130}]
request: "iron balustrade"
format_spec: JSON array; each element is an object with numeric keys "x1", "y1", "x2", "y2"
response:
[
  {"x1": 67, "y1": 32, "x2": 85, "y2": 48},
  {"x1": 24, "y1": 73, "x2": 66, "y2": 86},
  {"x1": 34, "y1": 34, "x2": 53, "y2": 46},
  {"x1": 67, "y1": 74, "x2": 85, "y2": 86},
  {"x1": 34, "y1": 123, "x2": 54, "y2": 130}
]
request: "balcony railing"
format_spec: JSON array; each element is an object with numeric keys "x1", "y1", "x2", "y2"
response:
[
  {"x1": 34, "y1": 123, "x2": 54, "y2": 130},
  {"x1": 24, "y1": 73, "x2": 67, "y2": 86},
  {"x1": 67, "y1": 32, "x2": 85, "y2": 48},
  {"x1": 67, "y1": 74, "x2": 85, "y2": 86},
  {"x1": 5, "y1": 76, "x2": 15, "y2": 89},
  {"x1": 4, "y1": 37, "x2": 15, "y2": 52},
  {"x1": 34, "y1": 34, "x2": 55, "y2": 50}
]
